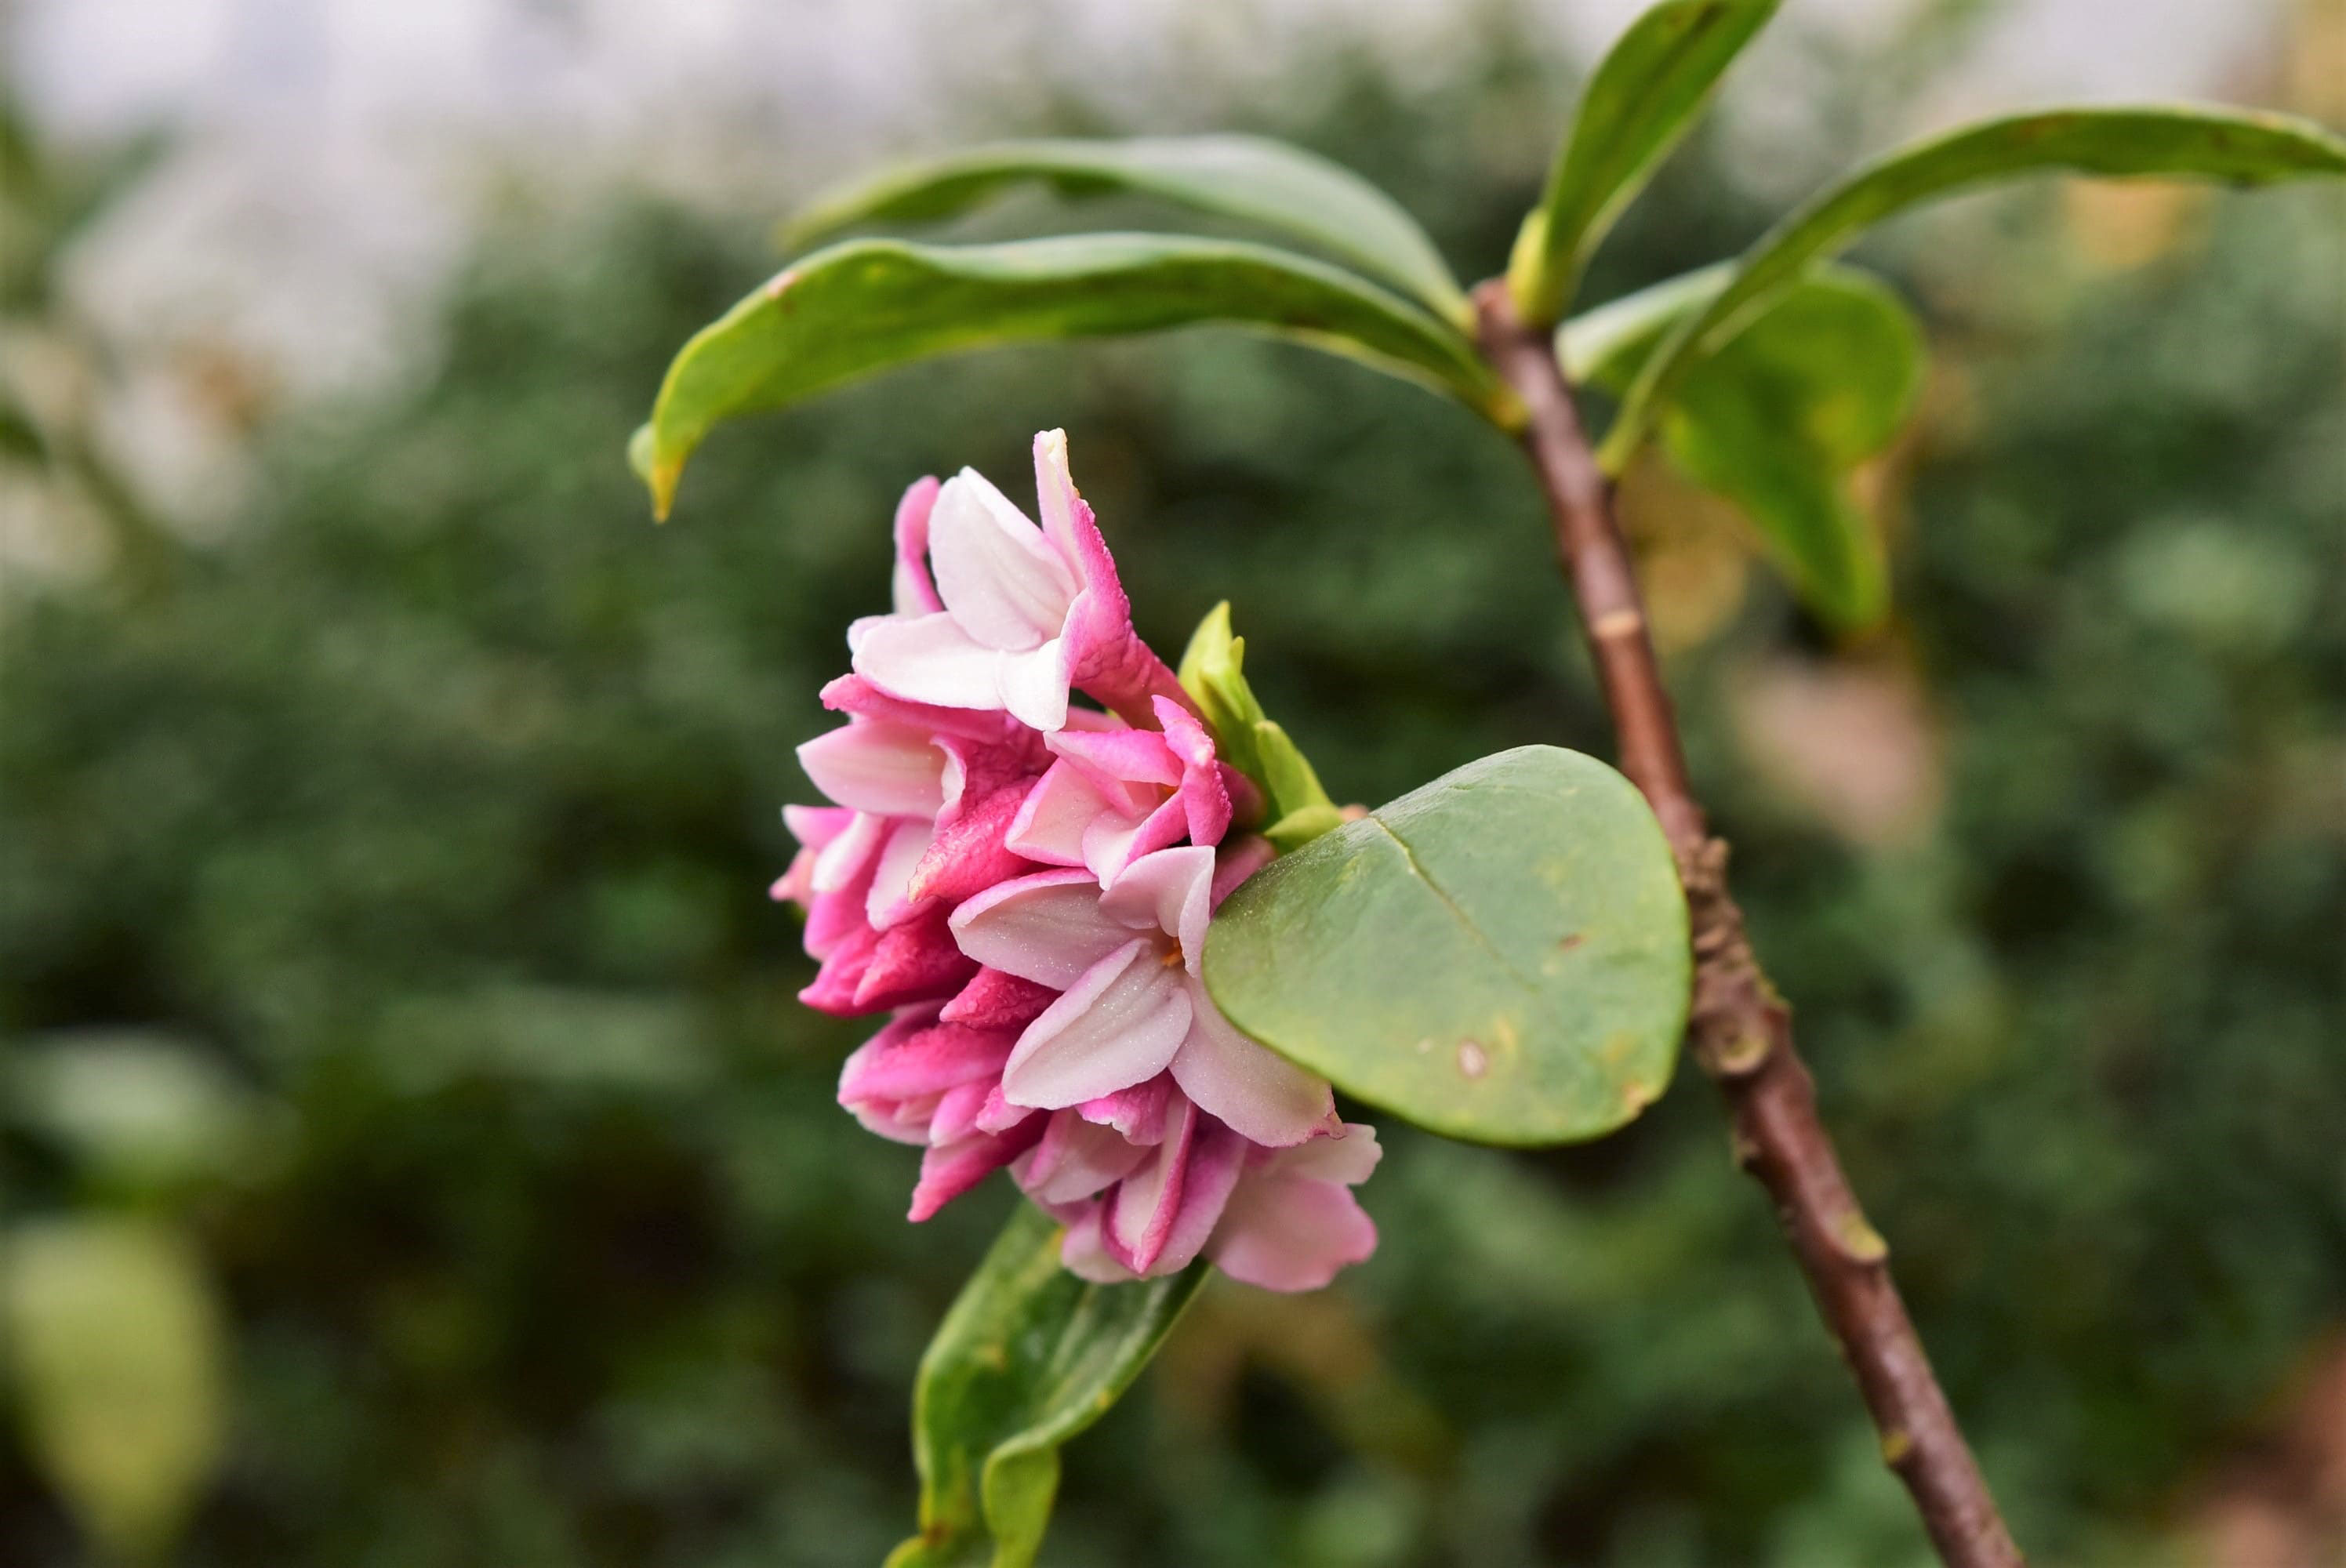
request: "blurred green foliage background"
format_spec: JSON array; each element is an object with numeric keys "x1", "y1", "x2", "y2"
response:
[{"x1": 3, "y1": 16, "x2": 2342, "y2": 1568}]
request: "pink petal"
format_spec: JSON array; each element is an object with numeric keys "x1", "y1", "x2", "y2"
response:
[
  {"x1": 848, "y1": 1094, "x2": 936, "y2": 1146},
  {"x1": 1047, "y1": 725, "x2": 1179, "y2": 793},
  {"x1": 1080, "y1": 797, "x2": 1190, "y2": 884},
  {"x1": 838, "y1": 1017, "x2": 1012, "y2": 1105},
  {"x1": 782, "y1": 804, "x2": 857, "y2": 852},
  {"x1": 940, "y1": 967, "x2": 1060, "y2": 1031},
  {"x1": 889, "y1": 475, "x2": 944, "y2": 615},
  {"x1": 906, "y1": 784, "x2": 1035, "y2": 908},
  {"x1": 866, "y1": 817, "x2": 937, "y2": 929},
  {"x1": 1101, "y1": 1093, "x2": 1196, "y2": 1275},
  {"x1": 1004, "y1": 761, "x2": 1125, "y2": 867},
  {"x1": 1058, "y1": 1204, "x2": 1135, "y2": 1283},
  {"x1": 1077, "y1": 1075, "x2": 1172, "y2": 1145},
  {"x1": 950, "y1": 868, "x2": 1134, "y2": 989},
  {"x1": 852, "y1": 908, "x2": 978, "y2": 1012},
  {"x1": 1208, "y1": 1175, "x2": 1378, "y2": 1292},
  {"x1": 1169, "y1": 995, "x2": 1336, "y2": 1148},
  {"x1": 1015, "y1": 1109, "x2": 1153, "y2": 1205},
  {"x1": 811, "y1": 811, "x2": 888, "y2": 896},
  {"x1": 853, "y1": 614, "x2": 1008, "y2": 713},
  {"x1": 798, "y1": 720, "x2": 946, "y2": 818},
  {"x1": 973, "y1": 1083, "x2": 1035, "y2": 1135},
  {"x1": 1031, "y1": 429, "x2": 1088, "y2": 561},
  {"x1": 928, "y1": 467, "x2": 1076, "y2": 651},
  {"x1": 1100, "y1": 846, "x2": 1215, "y2": 970},
  {"x1": 1156, "y1": 698, "x2": 1234, "y2": 848},
  {"x1": 819, "y1": 673, "x2": 1008, "y2": 742},
  {"x1": 1000, "y1": 942, "x2": 1191, "y2": 1110},
  {"x1": 995, "y1": 640, "x2": 1075, "y2": 732},
  {"x1": 935, "y1": 730, "x2": 1049, "y2": 825},
  {"x1": 1274, "y1": 1122, "x2": 1382, "y2": 1186},
  {"x1": 908, "y1": 1118, "x2": 1045, "y2": 1222},
  {"x1": 927, "y1": 1078, "x2": 996, "y2": 1147},
  {"x1": 1147, "y1": 1112, "x2": 1248, "y2": 1276},
  {"x1": 799, "y1": 922, "x2": 881, "y2": 1015}
]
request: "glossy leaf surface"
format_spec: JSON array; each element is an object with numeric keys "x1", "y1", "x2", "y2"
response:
[
  {"x1": 1204, "y1": 746, "x2": 1689, "y2": 1145},
  {"x1": 634, "y1": 234, "x2": 1512, "y2": 517},
  {"x1": 1509, "y1": 0, "x2": 1779, "y2": 325},
  {"x1": 1601, "y1": 104, "x2": 2346, "y2": 466},
  {"x1": 888, "y1": 1204, "x2": 1208, "y2": 1568},
  {"x1": 785, "y1": 135, "x2": 1469, "y2": 324}
]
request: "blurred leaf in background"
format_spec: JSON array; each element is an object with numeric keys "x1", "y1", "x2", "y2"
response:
[{"x1": 2, "y1": 1220, "x2": 227, "y2": 1566}]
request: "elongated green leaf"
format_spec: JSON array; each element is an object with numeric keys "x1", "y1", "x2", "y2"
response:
[
  {"x1": 1508, "y1": 0, "x2": 1779, "y2": 325},
  {"x1": 786, "y1": 136, "x2": 1470, "y2": 326},
  {"x1": 1204, "y1": 746, "x2": 1689, "y2": 1146},
  {"x1": 634, "y1": 234, "x2": 1514, "y2": 517},
  {"x1": 889, "y1": 1205, "x2": 1208, "y2": 1568},
  {"x1": 1573, "y1": 266, "x2": 1923, "y2": 625},
  {"x1": 1600, "y1": 104, "x2": 2346, "y2": 469}
]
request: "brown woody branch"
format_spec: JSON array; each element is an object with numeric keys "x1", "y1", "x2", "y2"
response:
[{"x1": 1473, "y1": 281, "x2": 2024, "y2": 1568}]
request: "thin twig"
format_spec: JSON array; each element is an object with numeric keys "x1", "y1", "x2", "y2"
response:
[{"x1": 1473, "y1": 281, "x2": 2024, "y2": 1568}]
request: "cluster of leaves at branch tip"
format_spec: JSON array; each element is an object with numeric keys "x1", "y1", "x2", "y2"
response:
[{"x1": 1177, "y1": 602, "x2": 1342, "y2": 852}]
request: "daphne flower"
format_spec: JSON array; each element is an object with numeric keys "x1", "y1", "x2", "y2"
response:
[
  {"x1": 1007, "y1": 696, "x2": 1251, "y2": 883},
  {"x1": 950, "y1": 843, "x2": 1336, "y2": 1147},
  {"x1": 834, "y1": 1007, "x2": 1044, "y2": 1221},
  {"x1": 852, "y1": 430, "x2": 1187, "y2": 731}
]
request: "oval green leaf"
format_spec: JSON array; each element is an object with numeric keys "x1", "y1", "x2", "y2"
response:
[
  {"x1": 785, "y1": 135, "x2": 1470, "y2": 326},
  {"x1": 1574, "y1": 266, "x2": 1924, "y2": 626},
  {"x1": 634, "y1": 234, "x2": 1514, "y2": 517},
  {"x1": 888, "y1": 1203, "x2": 1209, "y2": 1568},
  {"x1": 1507, "y1": 0, "x2": 1780, "y2": 325},
  {"x1": 1600, "y1": 104, "x2": 2346, "y2": 468},
  {"x1": 1203, "y1": 746, "x2": 1690, "y2": 1146}
]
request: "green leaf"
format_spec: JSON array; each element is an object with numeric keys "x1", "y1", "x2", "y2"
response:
[
  {"x1": 785, "y1": 136, "x2": 1470, "y2": 327},
  {"x1": 2, "y1": 1218, "x2": 227, "y2": 1567},
  {"x1": 1178, "y1": 602, "x2": 1342, "y2": 845},
  {"x1": 1204, "y1": 746, "x2": 1690, "y2": 1146},
  {"x1": 1507, "y1": 0, "x2": 1780, "y2": 325},
  {"x1": 1600, "y1": 104, "x2": 2346, "y2": 469},
  {"x1": 888, "y1": 1205, "x2": 1209, "y2": 1568},
  {"x1": 1575, "y1": 266, "x2": 1924, "y2": 626},
  {"x1": 635, "y1": 235, "x2": 1515, "y2": 518}
]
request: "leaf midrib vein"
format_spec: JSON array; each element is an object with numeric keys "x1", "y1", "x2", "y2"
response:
[{"x1": 1370, "y1": 817, "x2": 1539, "y2": 992}]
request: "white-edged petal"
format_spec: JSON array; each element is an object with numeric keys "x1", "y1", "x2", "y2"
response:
[
  {"x1": 949, "y1": 869, "x2": 1134, "y2": 988},
  {"x1": 1101, "y1": 845, "x2": 1216, "y2": 967},
  {"x1": 866, "y1": 817, "x2": 937, "y2": 928},
  {"x1": 852, "y1": 613, "x2": 1008, "y2": 712},
  {"x1": 1274, "y1": 1122, "x2": 1382, "y2": 1186},
  {"x1": 1006, "y1": 762, "x2": 1120, "y2": 867},
  {"x1": 928, "y1": 468, "x2": 1077, "y2": 651},
  {"x1": 1001, "y1": 942, "x2": 1191, "y2": 1109},
  {"x1": 1170, "y1": 996, "x2": 1336, "y2": 1147},
  {"x1": 797, "y1": 721, "x2": 946, "y2": 818},
  {"x1": 996, "y1": 639, "x2": 1073, "y2": 732}
]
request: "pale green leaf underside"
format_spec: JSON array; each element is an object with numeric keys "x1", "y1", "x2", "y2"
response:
[
  {"x1": 634, "y1": 234, "x2": 1513, "y2": 517},
  {"x1": 1510, "y1": 0, "x2": 1779, "y2": 325},
  {"x1": 1572, "y1": 264, "x2": 1924, "y2": 626},
  {"x1": 1204, "y1": 746, "x2": 1690, "y2": 1146},
  {"x1": 1601, "y1": 104, "x2": 2346, "y2": 468},
  {"x1": 888, "y1": 1205, "x2": 1208, "y2": 1568},
  {"x1": 785, "y1": 135, "x2": 1470, "y2": 326}
]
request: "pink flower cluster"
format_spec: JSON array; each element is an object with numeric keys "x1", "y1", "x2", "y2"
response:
[{"x1": 774, "y1": 431, "x2": 1378, "y2": 1292}]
